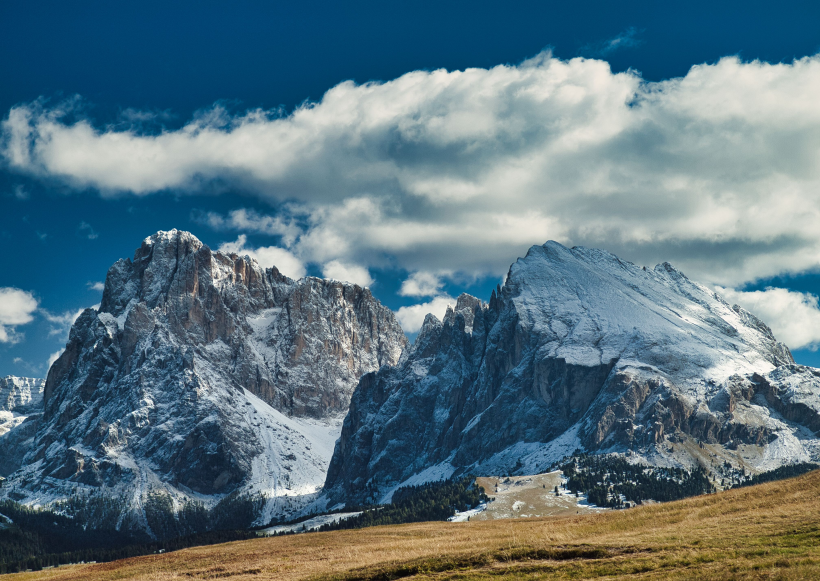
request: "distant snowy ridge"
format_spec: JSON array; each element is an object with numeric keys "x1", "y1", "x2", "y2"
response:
[
  {"x1": 323, "y1": 241, "x2": 819, "y2": 506},
  {"x1": 0, "y1": 230, "x2": 407, "y2": 531},
  {"x1": 0, "y1": 376, "x2": 44, "y2": 413},
  {"x1": 0, "y1": 376, "x2": 44, "y2": 439}
]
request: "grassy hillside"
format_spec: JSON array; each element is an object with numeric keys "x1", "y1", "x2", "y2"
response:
[{"x1": 8, "y1": 469, "x2": 820, "y2": 580}]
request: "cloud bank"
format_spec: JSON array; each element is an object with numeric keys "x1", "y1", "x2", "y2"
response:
[
  {"x1": 717, "y1": 287, "x2": 820, "y2": 351},
  {"x1": 399, "y1": 272, "x2": 446, "y2": 297},
  {"x1": 0, "y1": 288, "x2": 38, "y2": 343},
  {"x1": 4, "y1": 52, "x2": 820, "y2": 340}
]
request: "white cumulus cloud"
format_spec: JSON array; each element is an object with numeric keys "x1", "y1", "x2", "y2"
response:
[
  {"x1": 218, "y1": 235, "x2": 306, "y2": 280},
  {"x1": 321, "y1": 260, "x2": 373, "y2": 287},
  {"x1": 399, "y1": 272, "x2": 446, "y2": 297},
  {"x1": 0, "y1": 288, "x2": 39, "y2": 343},
  {"x1": 717, "y1": 287, "x2": 820, "y2": 351},
  {"x1": 5, "y1": 53, "x2": 820, "y2": 289},
  {"x1": 395, "y1": 295, "x2": 455, "y2": 334}
]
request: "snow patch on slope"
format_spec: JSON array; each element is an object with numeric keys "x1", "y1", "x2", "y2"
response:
[
  {"x1": 239, "y1": 389, "x2": 343, "y2": 524},
  {"x1": 379, "y1": 461, "x2": 457, "y2": 504}
]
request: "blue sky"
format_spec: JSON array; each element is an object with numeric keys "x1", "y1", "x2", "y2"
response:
[{"x1": 2, "y1": 0, "x2": 820, "y2": 376}]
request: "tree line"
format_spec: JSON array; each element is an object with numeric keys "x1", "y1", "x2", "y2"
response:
[
  {"x1": 0, "y1": 490, "x2": 264, "y2": 574},
  {"x1": 307, "y1": 476, "x2": 487, "y2": 532},
  {"x1": 559, "y1": 454, "x2": 716, "y2": 507},
  {"x1": 731, "y1": 462, "x2": 818, "y2": 489}
]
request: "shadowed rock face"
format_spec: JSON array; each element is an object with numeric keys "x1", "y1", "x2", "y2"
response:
[
  {"x1": 324, "y1": 242, "x2": 818, "y2": 506},
  {"x1": 8, "y1": 230, "x2": 407, "y2": 505}
]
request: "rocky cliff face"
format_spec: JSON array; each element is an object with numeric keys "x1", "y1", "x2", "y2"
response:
[
  {"x1": 323, "y1": 241, "x2": 818, "y2": 505},
  {"x1": 1, "y1": 230, "x2": 406, "y2": 524}
]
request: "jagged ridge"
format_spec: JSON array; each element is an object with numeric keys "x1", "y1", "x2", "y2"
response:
[
  {"x1": 0, "y1": 230, "x2": 407, "y2": 529},
  {"x1": 323, "y1": 241, "x2": 819, "y2": 505}
]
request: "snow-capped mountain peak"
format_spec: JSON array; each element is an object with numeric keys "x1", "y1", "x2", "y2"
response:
[
  {"x1": 1, "y1": 230, "x2": 407, "y2": 529},
  {"x1": 323, "y1": 241, "x2": 815, "y2": 506}
]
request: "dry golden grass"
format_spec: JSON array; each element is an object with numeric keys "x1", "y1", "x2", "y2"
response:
[{"x1": 10, "y1": 470, "x2": 820, "y2": 580}]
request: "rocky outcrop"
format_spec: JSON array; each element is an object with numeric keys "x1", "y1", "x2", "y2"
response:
[
  {"x1": 324, "y1": 241, "x2": 816, "y2": 505},
  {"x1": 2, "y1": 230, "x2": 407, "y2": 523}
]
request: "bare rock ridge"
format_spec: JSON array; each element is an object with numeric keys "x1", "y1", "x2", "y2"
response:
[
  {"x1": 0, "y1": 230, "x2": 407, "y2": 524},
  {"x1": 323, "y1": 241, "x2": 819, "y2": 505}
]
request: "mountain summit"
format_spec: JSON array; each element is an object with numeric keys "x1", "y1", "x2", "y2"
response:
[
  {"x1": 1, "y1": 230, "x2": 407, "y2": 527},
  {"x1": 323, "y1": 241, "x2": 818, "y2": 505}
]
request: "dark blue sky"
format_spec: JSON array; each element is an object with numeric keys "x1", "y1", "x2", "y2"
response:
[
  {"x1": 3, "y1": 0, "x2": 820, "y2": 117},
  {"x1": 2, "y1": 0, "x2": 820, "y2": 375}
]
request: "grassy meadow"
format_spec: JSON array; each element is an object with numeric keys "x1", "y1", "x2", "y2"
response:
[{"x1": 8, "y1": 469, "x2": 820, "y2": 580}]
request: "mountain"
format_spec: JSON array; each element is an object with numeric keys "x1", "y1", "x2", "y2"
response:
[
  {"x1": 0, "y1": 230, "x2": 407, "y2": 527},
  {"x1": 0, "y1": 376, "x2": 43, "y2": 420},
  {"x1": 0, "y1": 375, "x2": 44, "y2": 467},
  {"x1": 0, "y1": 376, "x2": 44, "y2": 475},
  {"x1": 323, "y1": 241, "x2": 820, "y2": 505}
]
